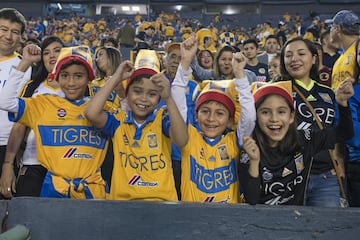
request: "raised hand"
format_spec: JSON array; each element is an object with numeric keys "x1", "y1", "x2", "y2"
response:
[
  {"x1": 180, "y1": 34, "x2": 198, "y2": 70},
  {"x1": 243, "y1": 136, "x2": 260, "y2": 163},
  {"x1": 112, "y1": 60, "x2": 134, "y2": 86},
  {"x1": 17, "y1": 44, "x2": 42, "y2": 72},
  {"x1": 22, "y1": 44, "x2": 42, "y2": 63},
  {"x1": 232, "y1": 51, "x2": 248, "y2": 79},
  {"x1": 336, "y1": 77, "x2": 355, "y2": 107},
  {"x1": 151, "y1": 73, "x2": 171, "y2": 101}
]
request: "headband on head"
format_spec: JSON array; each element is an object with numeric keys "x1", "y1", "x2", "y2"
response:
[
  {"x1": 252, "y1": 81, "x2": 294, "y2": 109},
  {"x1": 49, "y1": 46, "x2": 95, "y2": 81}
]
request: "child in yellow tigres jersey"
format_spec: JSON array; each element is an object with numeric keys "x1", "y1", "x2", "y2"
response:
[
  {"x1": 0, "y1": 45, "x2": 110, "y2": 199},
  {"x1": 173, "y1": 35, "x2": 256, "y2": 203},
  {"x1": 85, "y1": 50, "x2": 188, "y2": 201}
]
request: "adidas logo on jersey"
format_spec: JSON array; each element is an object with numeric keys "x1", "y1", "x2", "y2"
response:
[{"x1": 282, "y1": 167, "x2": 293, "y2": 177}]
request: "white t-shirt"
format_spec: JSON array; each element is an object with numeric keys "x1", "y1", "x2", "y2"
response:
[{"x1": 0, "y1": 54, "x2": 31, "y2": 145}]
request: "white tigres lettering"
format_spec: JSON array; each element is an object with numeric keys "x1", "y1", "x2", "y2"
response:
[
  {"x1": 264, "y1": 176, "x2": 303, "y2": 204},
  {"x1": 296, "y1": 102, "x2": 335, "y2": 125}
]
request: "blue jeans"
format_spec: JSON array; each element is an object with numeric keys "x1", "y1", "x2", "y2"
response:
[{"x1": 305, "y1": 171, "x2": 340, "y2": 207}]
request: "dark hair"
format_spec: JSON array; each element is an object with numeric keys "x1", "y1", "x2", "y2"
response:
[
  {"x1": 265, "y1": 35, "x2": 279, "y2": 43},
  {"x1": 319, "y1": 31, "x2": 330, "y2": 45},
  {"x1": 243, "y1": 38, "x2": 259, "y2": 49},
  {"x1": 101, "y1": 37, "x2": 119, "y2": 49},
  {"x1": 213, "y1": 45, "x2": 236, "y2": 79},
  {"x1": 58, "y1": 60, "x2": 91, "y2": 96},
  {"x1": 280, "y1": 36, "x2": 319, "y2": 82},
  {"x1": 354, "y1": 38, "x2": 360, "y2": 84},
  {"x1": 203, "y1": 36, "x2": 211, "y2": 44},
  {"x1": 22, "y1": 36, "x2": 64, "y2": 97},
  {"x1": 126, "y1": 74, "x2": 153, "y2": 93},
  {"x1": 253, "y1": 95, "x2": 300, "y2": 155},
  {"x1": 0, "y1": 8, "x2": 26, "y2": 34},
  {"x1": 58, "y1": 60, "x2": 89, "y2": 79},
  {"x1": 95, "y1": 46, "x2": 122, "y2": 79}
]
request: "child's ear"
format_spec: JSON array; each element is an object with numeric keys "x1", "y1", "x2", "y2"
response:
[
  {"x1": 227, "y1": 116, "x2": 234, "y2": 129},
  {"x1": 195, "y1": 112, "x2": 199, "y2": 123},
  {"x1": 289, "y1": 111, "x2": 295, "y2": 124}
]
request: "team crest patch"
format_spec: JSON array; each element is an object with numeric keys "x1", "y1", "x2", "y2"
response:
[
  {"x1": 318, "y1": 92, "x2": 333, "y2": 105},
  {"x1": 57, "y1": 108, "x2": 66, "y2": 120},
  {"x1": 147, "y1": 134, "x2": 158, "y2": 149},
  {"x1": 217, "y1": 144, "x2": 229, "y2": 161},
  {"x1": 294, "y1": 152, "x2": 304, "y2": 174}
]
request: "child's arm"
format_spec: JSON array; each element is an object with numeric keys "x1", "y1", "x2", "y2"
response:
[
  {"x1": 152, "y1": 73, "x2": 188, "y2": 147},
  {"x1": 233, "y1": 52, "x2": 256, "y2": 146},
  {"x1": 171, "y1": 35, "x2": 198, "y2": 121},
  {"x1": 0, "y1": 44, "x2": 41, "y2": 113},
  {"x1": 84, "y1": 61, "x2": 133, "y2": 128},
  {"x1": 241, "y1": 136, "x2": 261, "y2": 205}
]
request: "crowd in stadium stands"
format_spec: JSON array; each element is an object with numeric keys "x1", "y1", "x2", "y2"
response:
[{"x1": 1, "y1": 7, "x2": 360, "y2": 208}]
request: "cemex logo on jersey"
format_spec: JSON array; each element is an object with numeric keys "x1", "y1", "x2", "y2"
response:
[
  {"x1": 63, "y1": 148, "x2": 92, "y2": 159},
  {"x1": 128, "y1": 175, "x2": 158, "y2": 187}
]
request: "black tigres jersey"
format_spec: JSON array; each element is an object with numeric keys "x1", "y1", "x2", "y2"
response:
[
  {"x1": 293, "y1": 79, "x2": 337, "y2": 174},
  {"x1": 239, "y1": 105, "x2": 353, "y2": 205}
]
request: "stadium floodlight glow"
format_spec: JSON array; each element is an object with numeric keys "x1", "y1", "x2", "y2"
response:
[
  {"x1": 175, "y1": 5, "x2": 182, "y2": 11},
  {"x1": 132, "y1": 6, "x2": 140, "y2": 12},
  {"x1": 57, "y1": 3, "x2": 62, "y2": 10},
  {"x1": 122, "y1": 6, "x2": 130, "y2": 11}
]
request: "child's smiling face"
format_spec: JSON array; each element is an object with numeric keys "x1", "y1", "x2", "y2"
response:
[
  {"x1": 58, "y1": 64, "x2": 89, "y2": 101},
  {"x1": 256, "y1": 94, "x2": 295, "y2": 147},
  {"x1": 126, "y1": 77, "x2": 160, "y2": 123},
  {"x1": 196, "y1": 100, "x2": 232, "y2": 139}
]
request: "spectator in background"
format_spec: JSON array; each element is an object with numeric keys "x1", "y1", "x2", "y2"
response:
[
  {"x1": 243, "y1": 38, "x2": 269, "y2": 82},
  {"x1": 320, "y1": 31, "x2": 340, "y2": 69},
  {"x1": 117, "y1": 20, "x2": 135, "y2": 61},
  {"x1": 277, "y1": 21, "x2": 287, "y2": 47},
  {"x1": 198, "y1": 36, "x2": 216, "y2": 54},
  {"x1": 306, "y1": 16, "x2": 322, "y2": 42},
  {"x1": 314, "y1": 42, "x2": 332, "y2": 87},
  {"x1": 257, "y1": 35, "x2": 279, "y2": 66},
  {"x1": 197, "y1": 49, "x2": 214, "y2": 71},
  {"x1": 268, "y1": 52, "x2": 281, "y2": 81},
  {"x1": 191, "y1": 45, "x2": 257, "y2": 84},
  {"x1": 134, "y1": 25, "x2": 155, "y2": 50},
  {"x1": 100, "y1": 37, "x2": 119, "y2": 49}
]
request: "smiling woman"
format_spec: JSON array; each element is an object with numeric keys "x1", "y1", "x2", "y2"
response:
[{"x1": 277, "y1": 37, "x2": 347, "y2": 207}]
